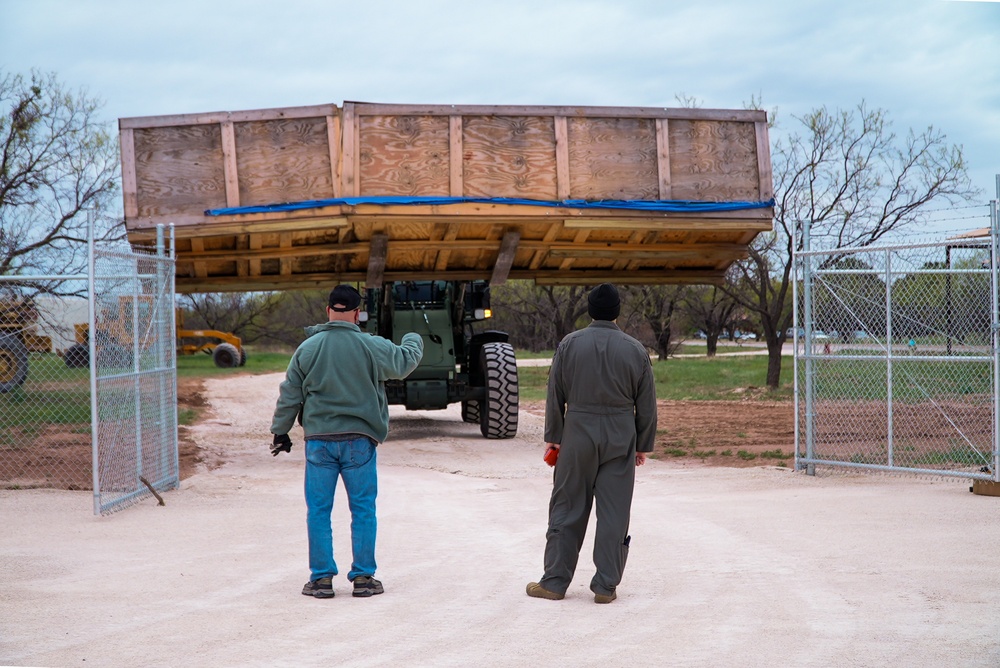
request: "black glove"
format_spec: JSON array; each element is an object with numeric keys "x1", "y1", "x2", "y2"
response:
[{"x1": 271, "y1": 433, "x2": 292, "y2": 456}]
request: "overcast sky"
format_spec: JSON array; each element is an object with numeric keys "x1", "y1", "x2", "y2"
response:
[{"x1": 3, "y1": 0, "x2": 999, "y2": 236}]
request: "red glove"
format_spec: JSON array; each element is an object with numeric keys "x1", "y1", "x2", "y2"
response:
[{"x1": 543, "y1": 445, "x2": 560, "y2": 467}]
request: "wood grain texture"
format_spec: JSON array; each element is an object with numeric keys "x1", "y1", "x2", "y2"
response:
[
  {"x1": 359, "y1": 115, "x2": 450, "y2": 196},
  {"x1": 120, "y1": 128, "x2": 139, "y2": 219},
  {"x1": 133, "y1": 125, "x2": 227, "y2": 217},
  {"x1": 668, "y1": 120, "x2": 760, "y2": 201},
  {"x1": 462, "y1": 116, "x2": 557, "y2": 199},
  {"x1": 234, "y1": 117, "x2": 334, "y2": 207},
  {"x1": 567, "y1": 117, "x2": 658, "y2": 200}
]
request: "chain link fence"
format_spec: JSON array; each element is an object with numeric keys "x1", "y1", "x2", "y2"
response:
[
  {"x1": 794, "y1": 230, "x2": 999, "y2": 481},
  {"x1": 0, "y1": 227, "x2": 177, "y2": 514}
]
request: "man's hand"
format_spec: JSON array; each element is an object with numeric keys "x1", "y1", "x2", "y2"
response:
[
  {"x1": 543, "y1": 443, "x2": 560, "y2": 467},
  {"x1": 636, "y1": 452, "x2": 647, "y2": 466},
  {"x1": 271, "y1": 433, "x2": 292, "y2": 456}
]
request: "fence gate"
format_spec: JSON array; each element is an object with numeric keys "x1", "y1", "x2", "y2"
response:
[
  {"x1": 794, "y1": 223, "x2": 1000, "y2": 482},
  {"x1": 0, "y1": 224, "x2": 177, "y2": 515}
]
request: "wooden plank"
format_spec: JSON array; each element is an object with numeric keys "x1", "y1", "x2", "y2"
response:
[
  {"x1": 655, "y1": 118, "x2": 672, "y2": 200},
  {"x1": 560, "y1": 230, "x2": 590, "y2": 270},
  {"x1": 235, "y1": 117, "x2": 335, "y2": 207},
  {"x1": 668, "y1": 119, "x2": 760, "y2": 201},
  {"x1": 554, "y1": 116, "x2": 570, "y2": 200},
  {"x1": 351, "y1": 102, "x2": 766, "y2": 123},
  {"x1": 220, "y1": 121, "x2": 240, "y2": 207},
  {"x1": 450, "y1": 116, "x2": 464, "y2": 196},
  {"x1": 462, "y1": 115, "x2": 557, "y2": 200},
  {"x1": 434, "y1": 225, "x2": 461, "y2": 271},
  {"x1": 342, "y1": 103, "x2": 358, "y2": 196},
  {"x1": 190, "y1": 238, "x2": 208, "y2": 278},
  {"x1": 563, "y1": 218, "x2": 774, "y2": 231},
  {"x1": 249, "y1": 234, "x2": 262, "y2": 276},
  {"x1": 755, "y1": 120, "x2": 773, "y2": 201},
  {"x1": 119, "y1": 104, "x2": 339, "y2": 129},
  {"x1": 132, "y1": 124, "x2": 226, "y2": 218},
  {"x1": 119, "y1": 128, "x2": 139, "y2": 220},
  {"x1": 327, "y1": 115, "x2": 342, "y2": 198},
  {"x1": 236, "y1": 234, "x2": 249, "y2": 277},
  {"x1": 366, "y1": 233, "x2": 388, "y2": 287},
  {"x1": 279, "y1": 234, "x2": 292, "y2": 276},
  {"x1": 128, "y1": 215, "x2": 350, "y2": 240},
  {"x1": 530, "y1": 223, "x2": 564, "y2": 270},
  {"x1": 490, "y1": 230, "x2": 520, "y2": 285},
  {"x1": 567, "y1": 117, "x2": 658, "y2": 200},
  {"x1": 359, "y1": 115, "x2": 450, "y2": 196}
]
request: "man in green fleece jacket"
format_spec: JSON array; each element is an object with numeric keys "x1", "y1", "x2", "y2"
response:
[{"x1": 270, "y1": 285, "x2": 424, "y2": 599}]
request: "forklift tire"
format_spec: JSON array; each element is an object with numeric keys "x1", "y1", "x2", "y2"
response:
[
  {"x1": 213, "y1": 342, "x2": 240, "y2": 368},
  {"x1": 239, "y1": 347, "x2": 248, "y2": 367},
  {"x1": 479, "y1": 342, "x2": 518, "y2": 439},
  {"x1": 461, "y1": 400, "x2": 480, "y2": 424},
  {"x1": 64, "y1": 343, "x2": 90, "y2": 369},
  {"x1": 0, "y1": 333, "x2": 29, "y2": 393}
]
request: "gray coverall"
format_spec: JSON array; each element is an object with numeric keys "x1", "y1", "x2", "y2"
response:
[{"x1": 540, "y1": 320, "x2": 657, "y2": 597}]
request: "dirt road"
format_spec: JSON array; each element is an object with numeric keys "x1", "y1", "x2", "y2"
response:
[{"x1": 2, "y1": 372, "x2": 999, "y2": 667}]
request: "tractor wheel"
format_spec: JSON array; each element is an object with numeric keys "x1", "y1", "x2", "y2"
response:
[
  {"x1": 461, "y1": 400, "x2": 480, "y2": 424},
  {"x1": 0, "y1": 333, "x2": 29, "y2": 393},
  {"x1": 64, "y1": 343, "x2": 90, "y2": 369},
  {"x1": 238, "y1": 347, "x2": 248, "y2": 367},
  {"x1": 478, "y1": 342, "x2": 518, "y2": 439},
  {"x1": 213, "y1": 342, "x2": 240, "y2": 368}
]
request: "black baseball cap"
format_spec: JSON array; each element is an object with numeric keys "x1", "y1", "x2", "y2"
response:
[{"x1": 328, "y1": 285, "x2": 362, "y2": 312}]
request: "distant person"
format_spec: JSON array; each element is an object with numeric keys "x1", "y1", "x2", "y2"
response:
[
  {"x1": 527, "y1": 283, "x2": 657, "y2": 604},
  {"x1": 270, "y1": 285, "x2": 423, "y2": 599}
]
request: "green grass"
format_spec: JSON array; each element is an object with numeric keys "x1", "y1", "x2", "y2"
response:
[
  {"x1": 176, "y1": 350, "x2": 292, "y2": 377},
  {"x1": 517, "y1": 354, "x2": 795, "y2": 402}
]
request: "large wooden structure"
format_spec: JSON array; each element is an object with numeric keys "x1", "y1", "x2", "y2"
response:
[{"x1": 119, "y1": 102, "x2": 773, "y2": 293}]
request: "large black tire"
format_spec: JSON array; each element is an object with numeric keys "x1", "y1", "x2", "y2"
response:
[
  {"x1": 0, "y1": 333, "x2": 29, "y2": 393},
  {"x1": 64, "y1": 343, "x2": 90, "y2": 369},
  {"x1": 213, "y1": 342, "x2": 240, "y2": 368},
  {"x1": 479, "y1": 342, "x2": 518, "y2": 439},
  {"x1": 238, "y1": 347, "x2": 248, "y2": 367},
  {"x1": 461, "y1": 400, "x2": 480, "y2": 424}
]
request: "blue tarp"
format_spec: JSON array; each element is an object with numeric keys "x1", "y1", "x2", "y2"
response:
[{"x1": 205, "y1": 196, "x2": 774, "y2": 217}]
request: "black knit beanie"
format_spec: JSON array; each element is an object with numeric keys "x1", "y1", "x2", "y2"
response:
[{"x1": 588, "y1": 283, "x2": 620, "y2": 321}]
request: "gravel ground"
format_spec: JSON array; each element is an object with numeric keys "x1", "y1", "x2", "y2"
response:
[{"x1": 2, "y1": 372, "x2": 1000, "y2": 668}]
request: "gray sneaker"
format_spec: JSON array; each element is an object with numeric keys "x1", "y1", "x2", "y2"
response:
[
  {"x1": 302, "y1": 577, "x2": 334, "y2": 598},
  {"x1": 352, "y1": 575, "x2": 384, "y2": 597}
]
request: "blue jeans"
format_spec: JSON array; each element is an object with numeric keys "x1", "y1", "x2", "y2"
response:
[{"x1": 304, "y1": 437, "x2": 378, "y2": 582}]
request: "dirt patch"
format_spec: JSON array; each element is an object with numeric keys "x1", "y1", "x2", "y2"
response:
[
  {"x1": 523, "y1": 399, "x2": 796, "y2": 468},
  {"x1": 0, "y1": 376, "x2": 212, "y2": 490}
]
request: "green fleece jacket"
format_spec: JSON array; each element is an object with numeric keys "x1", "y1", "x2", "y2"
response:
[{"x1": 270, "y1": 321, "x2": 424, "y2": 444}]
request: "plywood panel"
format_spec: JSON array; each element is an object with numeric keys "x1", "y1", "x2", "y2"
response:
[
  {"x1": 668, "y1": 120, "x2": 759, "y2": 201},
  {"x1": 359, "y1": 115, "x2": 450, "y2": 196},
  {"x1": 133, "y1": 125, "x2": 226, "y2": 217},
  {"x1": 567, "y1": 117, "x2": 658, "y2": 200},
  {"x1": 235, "y1": 117, "x2": 335, "y2": 207},
  {"x1": 462, "y1": 116, "x2": 557, "y2": 199}
]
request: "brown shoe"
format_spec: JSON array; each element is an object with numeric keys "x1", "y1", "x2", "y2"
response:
[
  {"x1": 594, "y1": 590, "x2": 617, "y2": 604},
  {"x1": 526, "y1": 582, "x2": 564, "y2": 600}
]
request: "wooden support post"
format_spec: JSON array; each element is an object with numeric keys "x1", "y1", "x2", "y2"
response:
[
  {"x1": 366, "y1": 233, "x2": 388, "y2": 288},
  {"x1": 490, "y1": 230, "x2": 520, "y2": 285}
]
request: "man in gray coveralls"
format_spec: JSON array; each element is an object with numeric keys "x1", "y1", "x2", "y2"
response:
[{"x1": 526, "y1": 283, "x2": 657, "y2": 604}]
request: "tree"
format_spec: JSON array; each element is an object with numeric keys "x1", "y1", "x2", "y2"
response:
[
  {"x1": 0, "y1": 70, "x2": 122, "y2": 287},
  {"x1": 682, "y1": 284, "x2": 740, "y2": 356},
  {"x1": 178, "y1": 292, "x2": 285, "y2": 345},
  {"x1": 728, "y1": 102, "x2": 977, "y2": 389},
  {"x1": 623, "y1": 284, "x2": 687, "y2": 360}
]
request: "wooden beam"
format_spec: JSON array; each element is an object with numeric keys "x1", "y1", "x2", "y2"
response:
[
  {"x1": 342, "y1": 103, "x2": 358, "y2": 196},
  {"x1": 350, "y1": 102, "x2": 767, "y2": 123},
  {"x1": 554, "y1": 116, "x2": 570, "y2": 200},
  {"x1": 366, "y1": 233, "x2": 388, "y2": 288},
  {"x1": 119, "y1": 128, "x2": 139, "y2": 220},
  {"x1": 119, "y1": 104, "x2": 339, "y2": 129},
  {"x1": 279, "y1": 234, "x2": 292, "y2": 276},
  {"x1": 655, "y1": 118, "x2": 671, "y2": 200},
  {"x1": 490, "y1": 230, "x2": 520, "y2": 285},
  {"x1": 249, "y1": 234, "x2": 262, "y2": 277},
  {"x1": 559, "y1": 230, "x2": 590, "y2": 270},
  {"x1": 563, "y1": 218, "x2": 774, "y2": 232},
  {"x1": 327, "y1": 114, "x2": 343, "y2": 198},
  {"x1": 449, "y1": 116, "x2": 464, "y2": 197},
  {"x1": 755, "y1": 120, "x2": 774, "y2": 201},
  {"x1": 220, "y1": 120, "x2": 240, "y2": 207},
  {"x1": 189, "y1": 238, "x2": 208, "y2": 278}
]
